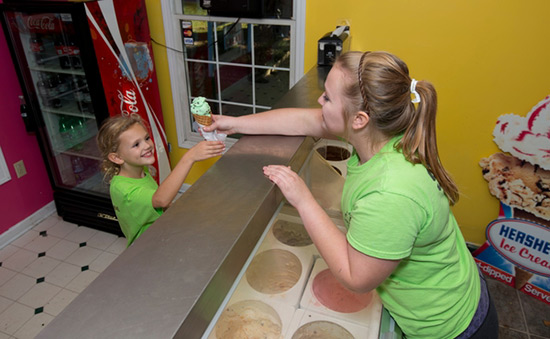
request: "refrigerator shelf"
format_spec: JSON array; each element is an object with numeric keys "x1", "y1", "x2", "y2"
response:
[
  {"x1": 42, "y1": 101, "x2": 96, "y2": 119},
  {"x1": 29, "y1": 61, "x2": 85, "y2": 76},
  {"x1": 52, "y1": 134, "x2": 101, "y2": 159}
]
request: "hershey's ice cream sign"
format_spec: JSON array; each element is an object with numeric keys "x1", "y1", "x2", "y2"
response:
[
  {"x1": 475, "y1": 95, "x2": 550, "y2": 306},
  {"x1": 487, "y1": 219, "x2": 550, "y2": 277}
]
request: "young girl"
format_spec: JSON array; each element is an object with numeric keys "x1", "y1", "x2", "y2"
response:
[
  {"x1": 97, "y1": 114, "x2": 225, "y2": 247},
  {"x1": 204, "y1": 51, "x2": 498, "y2": 338}
]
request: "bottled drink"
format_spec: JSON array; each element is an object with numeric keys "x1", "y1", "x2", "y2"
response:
[
  {"x1": 36, "y1": 73, "x2": 49, "y2": 106},
  {"x1": 74, "y1": 117, "x2": 86, "y2": 139},
  {"x1": 55, "y1": 74, "x2": 69, "y2": 94},
  {"x1": 59, "y1": 115, "x2": 71, "y2": 148},
  {"x1": 29, "y1": 33, "x2": 45, "y2": 66},
  {"x1": 47, "y1": 75, "x2": 58, "y2": 97},
  {"x1": 74, "y1": 89, "x2": 85, "y2": 112},
  {"x1": 55, "y1": 38, "x2": 71, "y2": 69},
  {"x1": 82, "y1": 87, "x2": 92, "y2": 112},
  {"x1": 19, "y1": 95, "x2": 34, "y2": 133},
  {"x1": 68, "y1": 40, "x2": 81, "y2": 68},
  {"x1": 47, "y1": 76, "x2": 62, "y2": 108},
  {"x1": 68, "y1": 116, "x2": 83, "y2": 150},
  {"x1": 71, "y1": 156, "x2": 85, "y2": 184}
]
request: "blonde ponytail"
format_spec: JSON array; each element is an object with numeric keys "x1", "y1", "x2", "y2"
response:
[
  {"x1": 336, "y1": 51, "x2": 459, "y2": 205},
  {"x1": 398, "y1": 80, "x2": 459, "y2": 205}
]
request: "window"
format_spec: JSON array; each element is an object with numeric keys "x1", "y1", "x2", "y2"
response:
[{"x1": 160, "y1": 0, "x2": 305, "y2": 148}]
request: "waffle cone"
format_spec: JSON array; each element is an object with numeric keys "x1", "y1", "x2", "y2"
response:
[
  {"x1": 514, "y1": 266, "x2": 533, "y2": 289},
  {"x1": 193, "y1": 113, "x2": 212, "y2": 126}
]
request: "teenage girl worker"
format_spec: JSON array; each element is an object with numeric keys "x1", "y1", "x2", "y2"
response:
[
  {"x1": 204, "y1": 51, "x2": 498, "y2": 338},
  {"x1": 97, "y1": 114, "x2": 225, "y2": 247}
]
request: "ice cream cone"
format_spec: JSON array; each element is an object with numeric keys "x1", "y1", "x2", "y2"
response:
[
  {"x1": 514, "y1": 266, "x2": 533, "y2": 289},
  {"x1": 193, "y1": 113, "x2": 212, "y2": 126}
]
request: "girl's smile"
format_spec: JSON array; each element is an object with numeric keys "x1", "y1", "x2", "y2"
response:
[{"x1": 112, "y1": 123, "x2": 156, "y2": 178}]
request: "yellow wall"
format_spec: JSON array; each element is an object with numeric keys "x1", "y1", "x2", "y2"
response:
[
  {"x1": 305, "y1": 0, "x2": 550, "y2": 244},
  {"x1": 147, "y1": 1, "x2": 550, "y2": 244},
  {"x1": 146, "y1": 0, "x2": 220, "y2": 184}
]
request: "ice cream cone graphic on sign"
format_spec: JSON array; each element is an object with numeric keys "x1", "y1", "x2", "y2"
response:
[
  {"x1": 514, "y1": 266, "x2": 533, "y2": 289},
  {"x1": 480, "y1": 94, "x2": 550, "y2": 223},
  {"x1": 477, "y1": 95, "x2": 550, "y2": 306}
]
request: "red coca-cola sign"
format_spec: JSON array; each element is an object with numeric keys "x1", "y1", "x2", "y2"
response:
[
  {"x1": 24, "y1": 14, "x2": 61, "y2": 33},
  {"x1": 118, "y1": 86, "x2": 140, "y2": 116}
]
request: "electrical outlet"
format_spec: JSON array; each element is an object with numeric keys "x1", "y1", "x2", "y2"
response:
[{"x1": 14, "y1": 160, "x2": 26, "y2": 178}]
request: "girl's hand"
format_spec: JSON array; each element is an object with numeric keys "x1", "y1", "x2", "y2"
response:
[
  {"x1": 263, "y1": 165, "x2": 313, "y2": 209},
  {"x1": 202, "y1": 115, "x2": 237, "y2": 135},
  {"x1": 186, "y1": 141, "x2": 225, "y2": 162}
]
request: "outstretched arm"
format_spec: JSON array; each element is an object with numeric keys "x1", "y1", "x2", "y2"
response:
[
  {"x1": 203, "y1": 108, "x2": 336, "y2": 139},
  {"x1": 152, "y1": 141, "x2": 225, "y2": 208},
  {"x1": 263, "y1": 165, "x2": 399, "y2": 293}
]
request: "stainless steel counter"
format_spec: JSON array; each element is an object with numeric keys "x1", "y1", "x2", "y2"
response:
[{"x1": 37, "y1": 66, "x2": 330, "y2": 339}]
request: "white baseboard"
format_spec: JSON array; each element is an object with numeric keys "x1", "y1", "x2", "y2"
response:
[{"x1": 0, "y1": 201, "x2": 56, "y2": 249}]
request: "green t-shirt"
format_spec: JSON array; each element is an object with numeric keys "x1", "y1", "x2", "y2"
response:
[
  {"x1": 110, "y1": 172, "x2": 163, "y2": 247},
  {"x1": 342, "y1": 136, "x2": 480, "y2": 338}
]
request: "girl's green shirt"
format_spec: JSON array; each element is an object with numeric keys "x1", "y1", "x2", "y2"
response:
[{"x1": 110, "y1": 171, "x2": 163, "y2": 247}]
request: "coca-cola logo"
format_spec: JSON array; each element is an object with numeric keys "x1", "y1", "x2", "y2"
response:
[
  {"x1": 118, "y1": 89, "x2": 139, "y2": 116},
  {"x1": 26, "y1": 15, "x2": 56, "y2": 31}
]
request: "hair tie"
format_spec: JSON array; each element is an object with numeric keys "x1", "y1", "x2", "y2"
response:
[{"x1": 410, "y1": 79, "x2": 421, "y2": 103}]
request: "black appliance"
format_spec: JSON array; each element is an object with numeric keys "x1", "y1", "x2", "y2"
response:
[{"x1": 317, "y1": 25, "x2": 350, "y2": 66}]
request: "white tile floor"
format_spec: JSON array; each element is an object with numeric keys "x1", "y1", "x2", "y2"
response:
[{"x1": 0, "y1": 213, "x2": 126, "y2": 339}]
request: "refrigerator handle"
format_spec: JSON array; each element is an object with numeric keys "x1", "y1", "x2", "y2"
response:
[{"x1": 19, "y1": 95, "x2": 36, "y2": 134}]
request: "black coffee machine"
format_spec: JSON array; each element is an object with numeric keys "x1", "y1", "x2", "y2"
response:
[{"x1": 317, "y1": 26, "x2": 350, "y2": 66}]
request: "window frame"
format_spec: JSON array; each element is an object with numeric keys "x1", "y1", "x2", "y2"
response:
[{"x1": 160, "y1": 0, "x2": 306, "y2": 148}]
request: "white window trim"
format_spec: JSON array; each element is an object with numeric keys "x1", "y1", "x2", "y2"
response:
[{"x1": 160, "y1": 0, "x2": 306, "y2": 149}]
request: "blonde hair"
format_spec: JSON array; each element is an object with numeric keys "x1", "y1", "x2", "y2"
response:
[
  {"x1": 96, "y1": 114, "x2": 147, "y2": 181},
  {"x1": 335, "y1": 51, "x2": 459, "y2": 205}
]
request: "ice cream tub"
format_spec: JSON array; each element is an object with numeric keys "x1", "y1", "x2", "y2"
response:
[
  {"x1": 229, "y1": 240, "x2": 315, "y2": 309},
  {"x1": 287, "y1": 308, "x2": 376, "y2": 339},
  {"x1": 259, "y1": 213, "x2": 319, "y2": 258},
  {"x1": 299, "y1": 258, "x2": 383, "y2": 327},
  {"x1": 208, "y1": 298, "x2": 296, "y2": 339},
  {"x1": 313, "y1": 139, "x2": 353, "y2": 177}
]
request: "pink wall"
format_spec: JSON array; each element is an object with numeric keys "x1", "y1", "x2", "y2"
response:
[{"x1": 0, "y1": 21, "x2": 54, "y2": 234}]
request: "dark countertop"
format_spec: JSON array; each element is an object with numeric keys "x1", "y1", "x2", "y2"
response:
[{"x1": 37, "y1": 66, "x2": 329, "y2": 339}]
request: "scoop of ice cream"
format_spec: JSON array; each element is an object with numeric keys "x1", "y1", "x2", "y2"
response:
[
  {"x1": 479, "y1": 152, "x2": 550, "y2": 220},
  {"x1": 493, "y1": 95, "x2": 550, "y2": 170},
  {"x1": 190, "y1": 96, "x2": 211, "y2": 116}
]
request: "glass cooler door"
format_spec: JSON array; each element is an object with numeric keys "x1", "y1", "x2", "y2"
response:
[{"x1": 3, "y1": 8, "x2": 108, "y2": 196}]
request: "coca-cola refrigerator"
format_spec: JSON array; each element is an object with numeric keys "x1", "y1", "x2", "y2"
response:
[{"x1": 0, "y1": 0, "x2": 170, "y2": 235}]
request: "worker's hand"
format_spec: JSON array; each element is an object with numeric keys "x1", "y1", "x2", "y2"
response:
[
  {"x1": 263, "y1": 165, "x2": 313, "y2": 209},
  {"x1": 202, "y1": 115, "x2": 238, "y2": 135}
]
